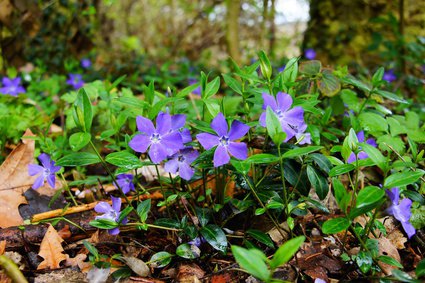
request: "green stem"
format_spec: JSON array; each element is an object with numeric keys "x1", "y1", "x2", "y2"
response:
[
  {"x1": 358, "y1": 91, "x2": 371, "y2": 115},
  {"x1": 129, "y1": 223, "x2": 181, "y2": 232},
  {"x1": 277, "y1": 146, "x2": 289, "y2": 217},
  {"x1": 60, "y1": 173, "x2": 78, "y2": 206},
  {"x1": 0, "y1": 255, "x2": 28, "y2": 283}
]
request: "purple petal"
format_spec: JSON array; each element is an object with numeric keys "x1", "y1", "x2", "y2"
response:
[
  {"x1": 2, "y1": 77, "x2": 10, "y2": 85},
  {"x1": 47, "y1": 174, "x2": 56, "y2": 189},
  {"x1": 95, "y1": 202, "x2": 113, "y2": 214},
  {"x1": 197, "y1": 133, "x2": 219, "y2": 150},
  {"x1": 108, "y1": 227, "x2": 120, "y2": 235},
  {"x1": 281, "y1": 107, "x2": 304, "y2": 126},
  {"x1": 213, "y1": 145, "x2": 230, "y2": 167},
  {"x1": 129, "y1": 134, "x2": 151, "y2": 153},
  {"x1": 262, "y1": 93, "x2": 277, "y2": 111},
  {"x1": 111, "y1": 196, "x2": 121, "y2": 213},
  {"x1": 51, "y1": 165, "x2": 61, "y2": 173},
  {"x1": 161, "y1": 132, "x2": 184, "y2": 155},
  {"x1": 164, "y1": 159, "x2": 179, "y2": 174},
  {"x1": 276, "y1": 92, "x2": 292, "y2": 112},
  {"x1": 396, "y1": 198, "x2": 412, "y2": 223},
  {"x1": 347, "y1": 152, "x2": 356, "y2": 163},
  {"x1": 149, "y1": 143, "x2": 169, "y2": 163},
  {"x1": 28, "y1": 164, "x2": 44, "y2": 176},
  {"x1": 386, "y1": 188, "x2": 400, "y2": 204},
  {"x1": 366, "y1": 138, "x2": 377, "y2": 147},
  {"x1": 357, "y1": 131, "x2": 365, "y2": 143},
  {"x1": 357, "y1": 151, "x2": 369, "y2": 160},
  {"x1": 171, "y1": 114, "x2": 186, "y2": 130},
  {"x1": 183, "y1": 148, "x2": 199, "y2": 163},
  {"x1": 136, "y1": 116, "x2": 155, "y2": 135},
  {"x1": 178, "y1": 162, "x2": 195, "y2": 180},
  {"x1": 296, "y1": 132, "x2": 311, "y2": 145},
  {"x1": 38, "y1": 153, "x2": 52, "y2": 168},
  {"x1": 228, "y1": 120, "x2": 250, "y2": 141},
  {"x1": 401, "y1": 221, "x2": 416, "y2": 239},
  {"x1": 180, "y1": 128, "x2": 192, "y2": 144},
  {"x1": 227, "y1": 142, "x2": 248, "y2": 160},
  {"x1": 259, "y1": 112, "x2": 267, "y2": 127},
  {"x1": 156, "y1": 112, "x2": 172, "y2": 135},
  {"x1": 211, "y1": 113, "x2": 228, "y2": 136},
  {"x1": 11, "y1": 77, "x2": 21, "y2": 85},
  {"x1": 280, "y1": 123, "x2": 296, "y2": 141},
  {"x1": 32, "y1": 174, "x2": 45, "y2": 189}
]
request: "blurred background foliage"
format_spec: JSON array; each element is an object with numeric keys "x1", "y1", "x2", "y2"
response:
[{"x1": 0, "y1": 0, "x2": 423, "y2": 85}]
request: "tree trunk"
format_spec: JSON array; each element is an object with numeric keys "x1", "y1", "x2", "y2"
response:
[
  {"x1": 225, "y1": 0, "x2": 241, "y2": 63},
  {"x1": 268, "y1": 0, "x2": 276, "y2": 58},
  {"x1": 260, "y1": 0, "x2": 269, "y2": 49}
]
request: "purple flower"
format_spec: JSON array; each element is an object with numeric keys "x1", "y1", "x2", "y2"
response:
[
  {"x1": 28, "y1": 153, "x2": 61, "y2": 189},
  {"x1": 188, "y1": 236, "x2": 206, "y2": 247},
  {"x1": 294, "y1": 123, "x2": 311, "y2": 145},
  {"x1": 278, "y1": 65, "x2": 286, "y2": 72},
  {"x1": 196, "y1": 113, "x2": 249, "y2": 167},
  {"x1": 259, "y1": 92, "x2": 305, "y2": 142},
  {"x1": 165, "y1": 147, "x2": 199, "y2": 180},
  {"x1": 129, "y1": 112, "x2": 184, "y2": 164},
  {"x1": 383, "y1": 69, "x2": 396, "y2": 83},
  {"x1": 171, "y1": 114, "x2": 192, "y2": 143},
  {"x1": 115, "y1": 174, "x2": 135, "y2": 194},
  {"x1": 94, "y1": 196, "x2": 127, "y2": 235},
  {"x1": 304, "y1": 48, "x2": 316, "y2": 60},
  {"x1": 0, "y1": 77, "x2": 26, "y2": 96},
  {"x1": 66, "y1": 74, "x2": 84, "y2": 89},
  {"x1": 386, "y1": 188, "x2": 415, "y2": 239},
  {"x1": 81, "y1": 58, "x2": 92, "y2": 69},
  {"x1": 347, "y1": 131, "x2": 377, "y2": 163},
  {"x1": 188, "y1": 78, "x2": 201, "y2": 96}
]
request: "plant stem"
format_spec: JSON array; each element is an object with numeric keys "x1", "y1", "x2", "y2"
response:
[
  {"x1": 277, "y1": 146, "x2": 289, "y2": 218},
  {"x1": 60, "y1": 172, "x2": 78, "y2": 206},
  {"x1": 0, "y1": 255, "x2": 28, "y2": 283}
]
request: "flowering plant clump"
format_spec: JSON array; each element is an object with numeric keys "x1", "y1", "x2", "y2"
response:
[
  {"x1": 164, "y1": 147, "x2": 199, "y2": 180},
  {"x1": 0, "y1": 77, "x2": 26, "y2": 96},
  {"x1": 94, "y1": 196, "x2": 127, "y2": 235},
  {"x1": 197, "y1": 113, "x2": 249, "y2": 167},
  {"x1": 129, "y1": 112, "x2": 184, "y2": 163},
  {"x1": 28, "y1": 153, "x2": 62, "y2": 189}
]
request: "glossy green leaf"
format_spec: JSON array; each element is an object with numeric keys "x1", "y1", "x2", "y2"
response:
[
  {"x1": 318, "y1": 70, "x2": 341, "y2": 97},
  {"x1": 105, "y1": 151, "x2": 143, "y2": 169},
  {"x1": 72, "y1": 88, "x2": 93, "y2": 132},
  {"x1": 384, "y1": 171, "x2": 424, "y2": 188},
  {"x1": 378, "y1": 255, "x2": 403, "y2": 268},
  {"x1": 356, "y1": 251, "x2": 372, "y2": 274},
  {"x1": 204, "y1": 77, "x2": 220, "y2": 99},
  {"x1": 282, "y1": 146, "x2": 323, "y2": 159},
  {"x1": 266, "y1": 107, "x2": 286, "y2": 145},
  {"x1": 322, "y1": 217, "x2": 350, "y2": 234},
  {"x1": 137, "y1": 199, "x2": 151, "y2": 223},
  {"x1": 361, "y1": 143, "x2": 388, "y2": 172},
  {"x1": 246, "y1": 229, "x2": 274, "y2": 248},
  {"x1": 332, "y1": 178, "x2": 348, "y2": 212},
  {"x1": 200, "y1": 224, "x2": 227, "y2": 252},
  {"x1": 231, "y1": 246, "x2": 269, "y2": 281},
  {"x1": 89, "y1": 219, "x2": 118, "y2": 229},
  {"x1": 176, "y1": 243, "x2": 200, "y2": 259},
  {"x1": 258, "y1": 50, "x2": 272, "y2": 80},
  {"x1": 269, "y1": 236, "x2": 305, "y2": 270},
  {"x1": 246, "y1": 153, "x2": 279, "y2": 164},
  {"x1": 375, "y1": 90, "x2": 408, "y2": 104},
  {"x1": 56, "y1": 152, "x2": 100, "y2": 166},
  {"x1": 329, "y1": 164, "x2": 355, "y2": 177},
  {"x1": 69, "y1": 132, "x2": 91, "y2": 151},
  {"x1": 149, "y1": 251, "x2": 172, "y2": 268},
  {"x1": 299, "y1": 60, "x2": 321, "y2": 76},
  {"x1": 222, "y1": 73, "x2": 242, "y2": 95},
  {"x1": 307, "y1": 165, "x2": 328, "y2": 200},
  {"x1": 282, "y1": 57, "x2": 298, "y2": 83}
]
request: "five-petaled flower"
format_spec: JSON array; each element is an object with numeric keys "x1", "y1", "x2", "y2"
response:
[
  {"x1": 28, "y1": 153, "x2": 61, "y2": 189},
  {"x1": 347, "y1": 131, "x2": 377, "y2": 163},
  {"x1": 66, "y1": 74, "x2": 85, "y2": 89},
  {"x1": 165, "y1": 147, "x2": 199, "y2": 180},
  {"x1": 0, "y1": 77, "x2": 26, "y2": 96},
  {"x1": 386, "y1": 187, "x2": 415, "y2": 239},
  {"x1": 197, "y1": 113, "x2": 249, "y2": 167},
  {"x1": 129, "y1": 112, "x2": 184, "y2": 164},
  {"x1": 260, "y1": 92, "x2": 307, "y2": 142},
  {"x1": 81, "y1": 58, "x2": 92, "y2": 69},
  {"x1": 383, "y1": 69, "x2": 396, "y2": 83},
  {"x1": 94, "y1": 196, "x2": 127, "y2": 235},
  {"x1": 304, "y1": 48, "x2": 316, "y2": 60},
  {"x1": 115, "y1": 174, "x2": 135, "y2": 194}
]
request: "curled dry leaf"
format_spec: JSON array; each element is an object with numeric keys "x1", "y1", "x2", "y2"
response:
[
  {"x1": 122, "y1": 256, "x2": 151, "y2": 277},
  {"x1": 37, "y1": 224, "x2": 67, "y2": 270}
]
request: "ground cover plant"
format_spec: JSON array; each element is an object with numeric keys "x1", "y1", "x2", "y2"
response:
[{"x1": 0, "y1": 50, "x2": 424, "y2": 283}]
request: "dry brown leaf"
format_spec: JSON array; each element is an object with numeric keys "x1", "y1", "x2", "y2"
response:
[
  {"x1": 65, "y1": 253, "x2": 87, "y2": 268},
  {"x1": 0, "y1": 0, "x2": 13, "y2": 26},
  {"x1": 0, "y1": 241, "x2": 6, "y2": 255},
  {"x1": 377, "y1": 237, "x2": 401, "y2": 275},
  {"x1": 37, "y1": 225, "x2": 67, "y2": 270},
  {"x1": 176, "y1": 264, "x2": 205, "y2": 282}
]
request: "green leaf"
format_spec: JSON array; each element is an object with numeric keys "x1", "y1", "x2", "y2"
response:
[
  {"x1": 107, "y1": 75, "x2": 126, "y2": 92},
  {"x1": 358, "y1": 112, "x2": 388, "y2": 134},
  {"x1": 105, "y1": 151, "x2": 143, "y2": 169},
  {"x1": 204, "y1": 77, "x2": 220, "y2": 99},
  {"x1": 343, "y1": 76, "x2": 371, "y2": 92},
  {"x1": 83, "y1": 240, "x2": 99, "y2": 258},
  {"x1": 222, "y1": 74, "x2": 242, "y2": 95},
  {"x1": 416, "y1": 258, "x2": 425, "y2": 278},
  {"x1": 322, "y1": 217, "x2": 350, "y2": 234},
  {"x1": 245, "y1": 153, "x2": 280, "y2": 164},
  {"x1": 136, "y1": 199, "x2": 151, "y2": 223},
  {"x1": 246, "y1": 229, "x2": 274, "y2": 248},
  {"x1": 176, "y1": 83, "x2": 201, "y2": 98},
  {"x1": 266, "y1": 107, "x2": 286, "y2": 145},
  {"x1": 69, "y1": 132, "x2": 91, "y2": 151},
  {"x1": 269, "y1": 236, "x2": 305, "y2": 270},
  {"x1": 332, "y1": 178, "x2": 348, "y2": 212},
  {"x1": 282, "y1": 146, "x2": 323, "y2": 159},
  {"x1": 329, "y1": 164, "x2": 355, "y2": 177},
  {"x1": 231, "y1": 160, "x2": 250, "y2": 175},
  {"x1": 372, "y1": 67, "x2": 384, "y2": 84},
  {"x1": 231, "y1": 246, "x2": 270, "y2": 281},
  {"x1": 72, "y1": 88, "x2": 93, "y2": 132},
  {"x1": 375, "y1": 90, "x2": 408, "y2": 104},
  {"x1": 149, "y1": 251, "x2": 172, "y2": 268},
  {"x1": 309, "y1": 153, "x2": 332, "y2": 174},
  {"x1": 391, "y1": 269, "x2": 419, "y2": 283},
  {"x1": 200, "y1": 224, "x2": 227, "y2": 252},
  {"x1": 56, "y1": 152, "x2": 100, "y2": 166},
  {"x1": 384, "y1": 170, "x2": 424, "y2": 188},
  {"x1": 299, "y1": 60, "x2": 321, "y2": 76},
  {"x1": 203, "y1": 99, "x2": 220, "y2": 118},
  {"x1": 89, "y1": 219, "x2": 118, "y2": 229},
  {"x1": 318, "y1": 70, "x2": 341, "y2": 97},
  {"x1": 306, "y1": 165, "x2": 328, "y2": 200},
  {"x1": 356, "y1": 251, "x2": 372, "y2": 274},
  {"x1": 118, "y1": 206, "x2": 133, "y2": 223},
  {"x1": 361, "y1": 143, "x2": 388, "y2": 172},
  {"x1": 176, "y1": 243, "x2": 200, "y2": 259},
  {"x1": 258, "y1": 50, "x2": 272, "y2": 80},
  {"x1": 356, "y1": 186, "x2": 385, "y2": 210},
  {"x1": 378, "y1": 255, "x2": 403, "y2": 268},
  {"x1": 348, "y1": 128, "x2": 359, "y2": 151},
  {"x1": 282, "y1": 57, "x2": 298, "y2": 83}
]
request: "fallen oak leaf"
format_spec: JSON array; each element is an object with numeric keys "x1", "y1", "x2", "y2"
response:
[{"x1": 37, "y1": 224, "x2": 67, "y2": 270}]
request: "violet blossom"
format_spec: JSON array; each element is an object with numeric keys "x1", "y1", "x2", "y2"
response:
[
  {"x1": 383, "y1": 69, "x2": 396, "y2": 83},
  {"x1": 304, "y1": 48, "x2": 316, "y2": 60},
  {"x1": 171, "y1": 114, "x2": 192, "y2": 143},
  {"x1": 294, "y1": 123, "x2": 311, "y2": 145},
  {"x1": 259, "y1": 92, "x2": 306, "y2": 142},
  {"x1": 94, "y1": 196, "x2": 127, "y2": 235},
  {"x1": 347, "y1": 131, "x2": 377, "y2": 163},
  {"x1": 81, "y1": 58, "x2": 92, "y2": 69},
  {"x1": 196, "y1": 113, "x2": 249, "y2": 167},
  {"x1": 386, "y1": 188, "x2": 415, "y2": 239},
  {"x1": 115, "y1": 174, "x2": 135, "y2": 194},
  {"x1": 66, "y1": 74, "x2": 84, "y2": 89},
  {"x1": 28, "y1": 153, "x2": 61, "y2": 189},
  {"x1": 278, "y1": 65, "x2": 286, "y2": 72},
  {"x1": 164, "y1": 147, "x2": 199, "y2": 180},
  {"x1": 0, "y1": 77, "x2": 26, "y2": 96},
  {"x1": 129, "y1": 112, "x2": 184, "y2": 164},
  {"x1": 188, "y1": 78, "x2": 201, "y2": 95}
]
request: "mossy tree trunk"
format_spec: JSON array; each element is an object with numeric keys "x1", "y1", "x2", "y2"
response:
[{"x1": 225, "y1": 0, "x2": 241, "y2": 63}]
